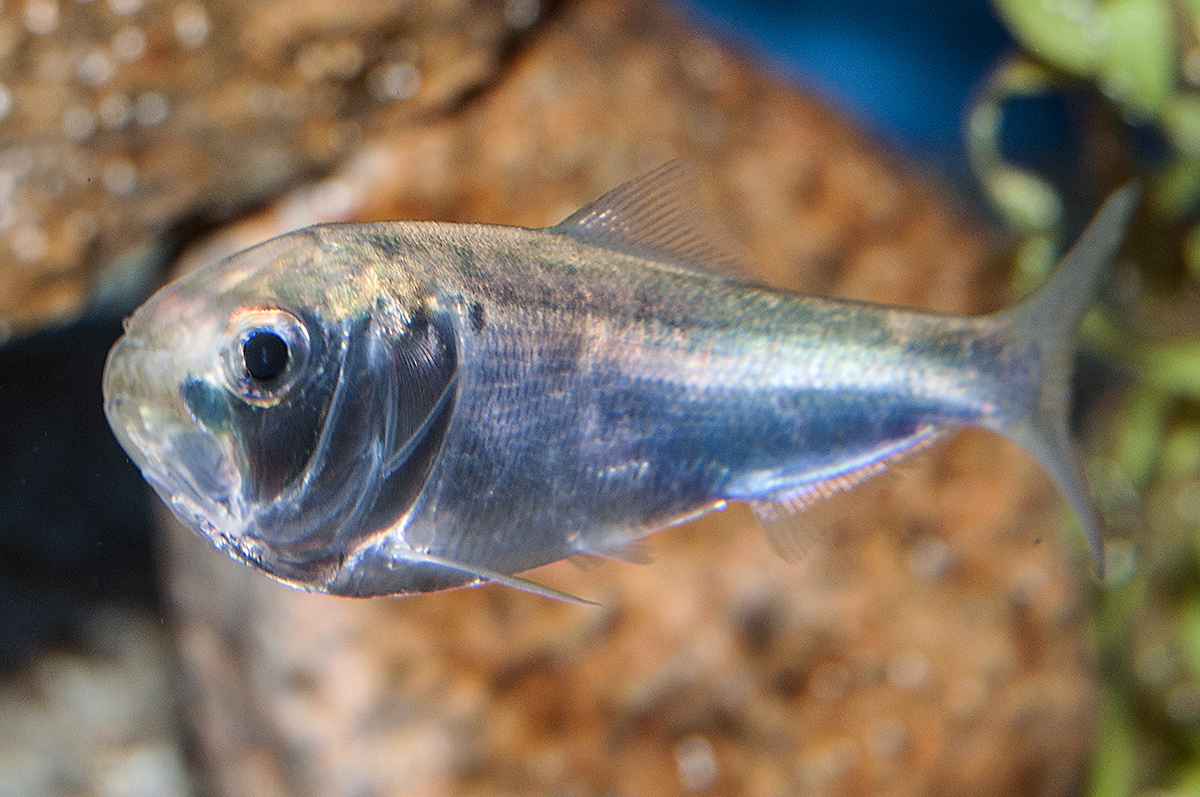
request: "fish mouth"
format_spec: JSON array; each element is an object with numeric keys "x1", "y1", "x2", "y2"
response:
[
  {"x1": 103, "y1": 334, "x2": 250, "y2": 551},
  {"x1": 103, "y1": 329, "x2": 348, "y2": 586}
]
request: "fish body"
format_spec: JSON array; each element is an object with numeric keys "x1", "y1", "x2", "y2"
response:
[{"x1": 102, "y1": 164, "x2": 1138, "y2": 598}]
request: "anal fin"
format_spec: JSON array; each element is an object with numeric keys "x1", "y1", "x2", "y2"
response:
[
  {"x1": 749, "y1": 426, "x2": 945, "y2": 563},
  {"x1": 569, "y1": 537, "x2": 655, "y2": 570}
]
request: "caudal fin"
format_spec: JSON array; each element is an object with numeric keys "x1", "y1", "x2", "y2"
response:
[{"x1": 991, "y1": 184, "x2": 1140, "y2": 576}]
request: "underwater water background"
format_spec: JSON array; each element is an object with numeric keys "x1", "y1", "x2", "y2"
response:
[
  {"x1": 20, "y1": 3, "x2": 1185, "y2": 795},
  {"x1": 12, "y1": 0, "x2": 1192, "y2": 794},
  {"x1": 0, "y1": 0, "x2": 1027, "y2": 669}
]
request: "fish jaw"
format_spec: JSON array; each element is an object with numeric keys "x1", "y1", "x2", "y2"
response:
[{"x1": 103, "y1": 303, "x2": 257, "y2": 554}]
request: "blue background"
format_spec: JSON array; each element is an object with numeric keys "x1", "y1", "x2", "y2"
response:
[{"x1": 681, "y1": 0, "x2": 1015, "y2": 173}]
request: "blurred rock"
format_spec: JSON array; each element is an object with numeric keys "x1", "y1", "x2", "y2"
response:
[
  {"x1": 0, "y1": 0, "x2": 533, "y2": 340},
  {"x1": 0, "y1": 604, "x2": 194, "y2": 797},
  {"x1": 157, "y1": 0, "x2": 1098, "y2": 796}
]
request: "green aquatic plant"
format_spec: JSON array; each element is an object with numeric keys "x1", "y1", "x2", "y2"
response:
[{"x1": 973, "y1": 1, "x2": 1200, "y2": 794}]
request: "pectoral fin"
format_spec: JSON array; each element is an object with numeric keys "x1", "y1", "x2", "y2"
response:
[{"x1": 401, "y1": 550, "x2": 599, "y2": 606}]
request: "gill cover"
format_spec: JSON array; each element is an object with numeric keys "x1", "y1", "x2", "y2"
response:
[{"x1": 194, "y1": 302, "x2": 458, "y2": 589}]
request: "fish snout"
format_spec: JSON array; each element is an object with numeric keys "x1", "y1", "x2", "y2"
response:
[{"x1": 104, "y1": 333, "x2": 248, "y2": 543}]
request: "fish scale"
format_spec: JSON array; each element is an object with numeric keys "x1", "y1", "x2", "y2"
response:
[{"x1": 103, "y1": 162, "x2": 1138, "y2": 600}]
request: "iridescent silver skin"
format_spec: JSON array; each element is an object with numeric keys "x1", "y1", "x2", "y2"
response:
[{"x1": 103, "y1": 164, "x2": 1137, "y2": 598}]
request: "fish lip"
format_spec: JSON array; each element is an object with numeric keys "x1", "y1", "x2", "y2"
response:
[
  {"x1": 105, "y1": 339, "x2": 338, "y2": 587},
  {"x1": 104, "y1": 325, "x2": 357, "y2": 590},
  {"x1": 104, "y1": 334, "x2": 251, "y2": 548},
  {"x1": 131, "y1": 422, "x2": 249, "y2": 545}
]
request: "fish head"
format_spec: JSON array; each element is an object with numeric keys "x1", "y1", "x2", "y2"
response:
[{"x1": 103, "y1": 227, "x2": 459, "y2": 593}]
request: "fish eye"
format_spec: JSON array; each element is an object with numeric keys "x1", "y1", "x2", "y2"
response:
[
  {"x1": 243, "y1": 329, "x2": 289, "y2": 382},
  {"x1": 221, "y1": 308, "x2": 311, "y2": 405}
]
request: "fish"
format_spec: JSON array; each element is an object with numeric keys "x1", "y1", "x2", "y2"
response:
[{"x1": 102, "y1": 162, "x2": 1138, "y2": 601}]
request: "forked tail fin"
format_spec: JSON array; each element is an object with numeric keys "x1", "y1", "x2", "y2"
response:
[{"x1": 990, "y1": 184, "x2": 1140, "y2": 576}]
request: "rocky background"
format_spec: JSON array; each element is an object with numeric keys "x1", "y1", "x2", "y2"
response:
[{"x1": 0, "y1": 0, "x2": 1110, "y2": 795}]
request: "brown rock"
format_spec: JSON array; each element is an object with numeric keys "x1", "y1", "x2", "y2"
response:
[
  {"x1": 157, "y1": 0, "x2": 1097, "y2": 795},
  {"x1": 0, "y1": 605, "x2": 193, "y2": 796},
  {"x1": 0, "y1": 0, "x2": 531, "y2": 339}
]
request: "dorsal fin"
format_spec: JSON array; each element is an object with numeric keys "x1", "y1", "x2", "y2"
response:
[{"x1": 549, "y1": 161, "x2": 752, "y2": 278}]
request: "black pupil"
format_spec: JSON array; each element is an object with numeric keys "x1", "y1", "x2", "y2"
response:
[{"x1": 243, "y1": 330, "x2": 290, "y2": 382}]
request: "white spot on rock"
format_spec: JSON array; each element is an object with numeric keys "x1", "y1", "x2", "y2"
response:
[
  {"x1": 12, "y1": 223, "x2": 48, "y2": 262},
  {"x1": 102, "y1": 158, "x2": 137, "y2": 196},
  {"x1": 134, "y1": 92, "x2": 168, "y2": 126},
  {"x1": 98, "y1": 93, "x2": 131, "y2": 128},
  {"x1": 673, "y1": 735, "x2": 717, "y2": 792},
  {"x1": 61, "y1": 105, "x2": 96, "y2": 141},
  {"x1": 173, "y1": 2, "x2": 209, "y2": 49},
  {"x1": 887, "y1": 650, "x2": 930, "y2": 691},
  {"x1": 106, "y1": 0, "x2": 141, "y2": 15},
  {"x1": 111, "y1": 25, "x2": 146, "y2": 63},
  {"x1": 368, "y1": 62, "x2": 420, "y2": 102},
  {"x1": 907, "y1": 536, "x2": 951, "y2": 579},
  {"x1": 24, "y1": 0, "x2": 58, "y2": 34},
  {"x1": 77, "y1": 48, "x2": 116, "y2": 86}
]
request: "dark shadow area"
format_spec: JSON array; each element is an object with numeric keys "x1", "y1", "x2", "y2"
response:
[{"x1": 0, "y1": 316, "x2": 158, "y2": 670}]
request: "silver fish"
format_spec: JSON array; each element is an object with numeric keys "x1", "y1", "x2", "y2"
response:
[{"x1": 102, "y1": 163, "x2": 1137, "y2": 600}]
